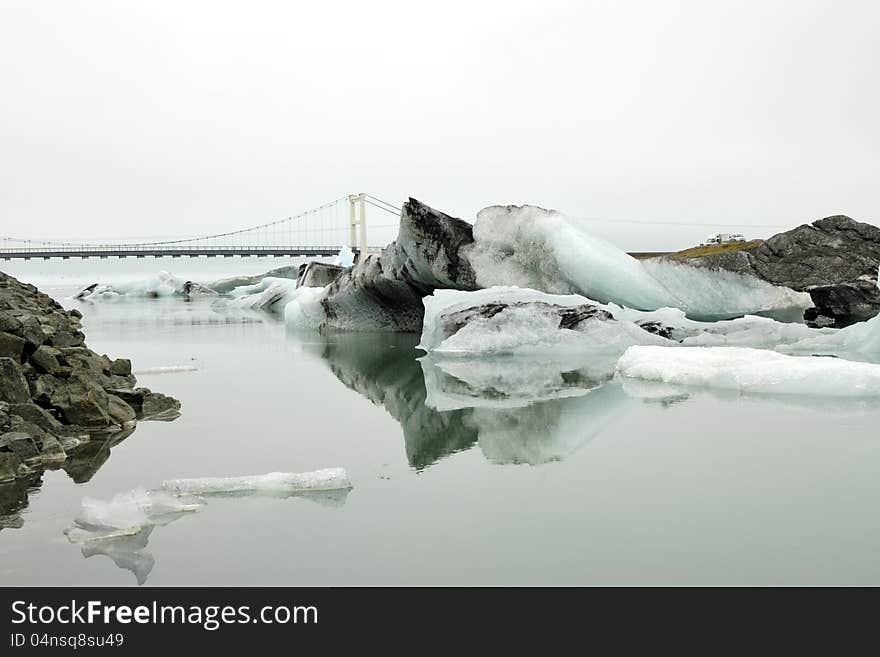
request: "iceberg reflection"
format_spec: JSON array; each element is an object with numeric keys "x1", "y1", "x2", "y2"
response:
[{"x1": 308, "y1": 332, "x2": 635, "y2": 467}]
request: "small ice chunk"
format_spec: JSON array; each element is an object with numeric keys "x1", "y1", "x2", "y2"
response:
[
  {"x1": 334, "y1": 247, "x2": 355, "y2": 268},
  {"x1": 132, "y1": 365, "x2": 198, "y2": 375},
  {"x1": 65, "y1": 488, "x2": 203, "y2": 544},
  {"x1": 616, "y1": 346, "x2": 880, "y2": 397},
  {"x1": 161, "y1": 468, "x2": 353, "y2": 495},
  {"x1": 225, "y1": 277, "x2": 300, "y2": 312}
]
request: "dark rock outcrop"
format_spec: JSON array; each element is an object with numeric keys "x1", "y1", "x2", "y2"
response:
[
  {"x1": 678, "y1": 215, "x2": 880, "y2": 327},
  {"x1": 0, "y1": 271, "x2": 181, "y2": 493},
  {"x1": 316, "y1": 198, "x2": 479, "y2": 332}
]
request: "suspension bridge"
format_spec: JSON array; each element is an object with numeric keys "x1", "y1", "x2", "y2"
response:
[{"x1": 0, "y1": 193, "x2": 399, "y2": 261}]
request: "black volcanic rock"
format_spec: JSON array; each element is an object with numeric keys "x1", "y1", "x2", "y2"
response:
[
  {"x1": 0, "y1": 270, "x2": 181, "y2": 492},
  {"x1": 678, "y1": 215, "x2": 880, "y2": 327}
]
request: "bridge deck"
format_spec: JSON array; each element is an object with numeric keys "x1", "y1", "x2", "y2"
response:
[{"x1": 0, "y1": 247, "x2": 346, "y2": 260}]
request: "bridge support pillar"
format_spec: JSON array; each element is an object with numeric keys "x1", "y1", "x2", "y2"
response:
[{"x1": 348, "y1": 192, "x2": 375, "y2": 264}]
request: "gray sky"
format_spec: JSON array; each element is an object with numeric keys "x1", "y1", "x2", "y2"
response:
[{"x1": 2, "y1": 0, "x2": 878, "y2": 250}]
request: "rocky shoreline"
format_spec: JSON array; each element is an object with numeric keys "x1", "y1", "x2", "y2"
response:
[
  {"x1": 0, "y1": 271, "x2": 180, "y2": 487},
  {"x1": 672, "y1": 214, "x2": 880, "y2": 327}
]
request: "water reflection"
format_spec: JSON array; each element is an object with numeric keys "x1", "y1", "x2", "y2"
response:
[
  {"x1": 305, "y1": 331, "x2": 880, "y2": 469},
  {"x1": 0, "y1": 472, "x2": 42, "y2": 531},
  {"x1": 0, "y1": 427, "x2": 139, "y2": 535},
  {"x1": 78, "y1": 525, "x2": 158, "y2": 586},
  {"x1": 306, "y1": 333, "x2": 478, "y2": 469},
  {"x1": 305, "y1": 332, "x2": 636, "y2": 467}
]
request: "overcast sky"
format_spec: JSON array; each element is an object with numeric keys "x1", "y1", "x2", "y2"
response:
[{"x1": 2, "y1": 0, "x2": 878, "y2": 250}]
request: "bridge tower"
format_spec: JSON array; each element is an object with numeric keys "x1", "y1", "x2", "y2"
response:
[{"x1": 347, "y1": 193, "x2": 382, "y2": 263}]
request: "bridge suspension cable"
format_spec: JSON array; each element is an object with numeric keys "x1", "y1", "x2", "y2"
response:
[{"x1": 1, "y1": 193, "x2": 402, "y2": 261}]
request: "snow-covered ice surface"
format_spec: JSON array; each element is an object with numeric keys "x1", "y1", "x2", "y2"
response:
[
  {"x1": 161, "y1": 468, "x2": 353, "y2": 496},
  {"x1": 616, "y1": 346, "x2": 880, "y2": 397},
  {"x1": 467, "y1": 205, "x2": 811, "y2": 319}
]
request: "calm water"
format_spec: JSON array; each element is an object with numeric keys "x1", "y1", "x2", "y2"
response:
[{"x1": 3, "y1": 263, "x2": 880, "y2": 585}]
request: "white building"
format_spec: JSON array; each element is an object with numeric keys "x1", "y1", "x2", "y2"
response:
[{"x1": 701, "y1": 232, "x2": 746, "y2": 246}]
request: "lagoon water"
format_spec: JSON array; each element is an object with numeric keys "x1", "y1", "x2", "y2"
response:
[{"x1": 3, "y1": 259, "x2": 880, "y2": 585}]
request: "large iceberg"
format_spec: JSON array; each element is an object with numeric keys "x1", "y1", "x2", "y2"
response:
[
  {"x1": 466, "y1": 205, "x2": 811, "y2": 319},
  {"x1": 616, "y1": 346, "x2": 880, "y2": 397}
]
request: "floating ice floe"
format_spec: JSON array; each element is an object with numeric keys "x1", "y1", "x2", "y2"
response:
[
  {"x1": 420, "y1": 286, "x2": 880, "y2": 371},
  {"x1": 73, "y1": 267, "x2": 302, "y2": 304},
  {"x1": 467, "y1": 205, "x2": 811, "y2": 319},
  {"x1": 132, "y1": 365, "x2": 199, "y2": 375},
  {"x1": 161, "y1": 468, "x2": 353, "y2": 496},
  {"x1": 224, "y1": 277, "x2": 300, "y2": 311},
  {"x1": 64, "y1": 488, "x2": 203, "y2": 544},
  {"x1": 615, "y1": 346, "x2": 880, "y2": 397},
  {"x1": 74, "y1": 271, "x2": 186, "y2": 301}
]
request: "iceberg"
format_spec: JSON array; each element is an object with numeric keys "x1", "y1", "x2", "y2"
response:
[
  {"x1": 419, "y1": 287, "x2": 671, "y2": 356},
  {"x1": 72, "y1": 266, "x2": 303, "y2": 303},
  {"x1": 420, "y1": 286, "x2": 880, "y2": 371},
  {"x1": 74, "y1": 271, "x2": 186, "y2": 301},
  {"x1": 161, "y1": 468, "x2": 353, "y2": 496},
  {"x1": 467, "y1": 205, "x2": 811, "y2": 319},
  {"x1": 222, "y1": 277, "x2": 300, "y2": 312},
  {"x1": 616, "y1": 346, "x2": 880, "y2": 397}
]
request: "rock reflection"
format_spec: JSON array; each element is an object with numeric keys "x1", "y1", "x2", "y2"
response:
[
  {"x1": 0, "y1": 472, "x2": 42, "y2": 531},
  {"x1": 0, "y1": 425, "x2": 142, "y2": 535}
]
